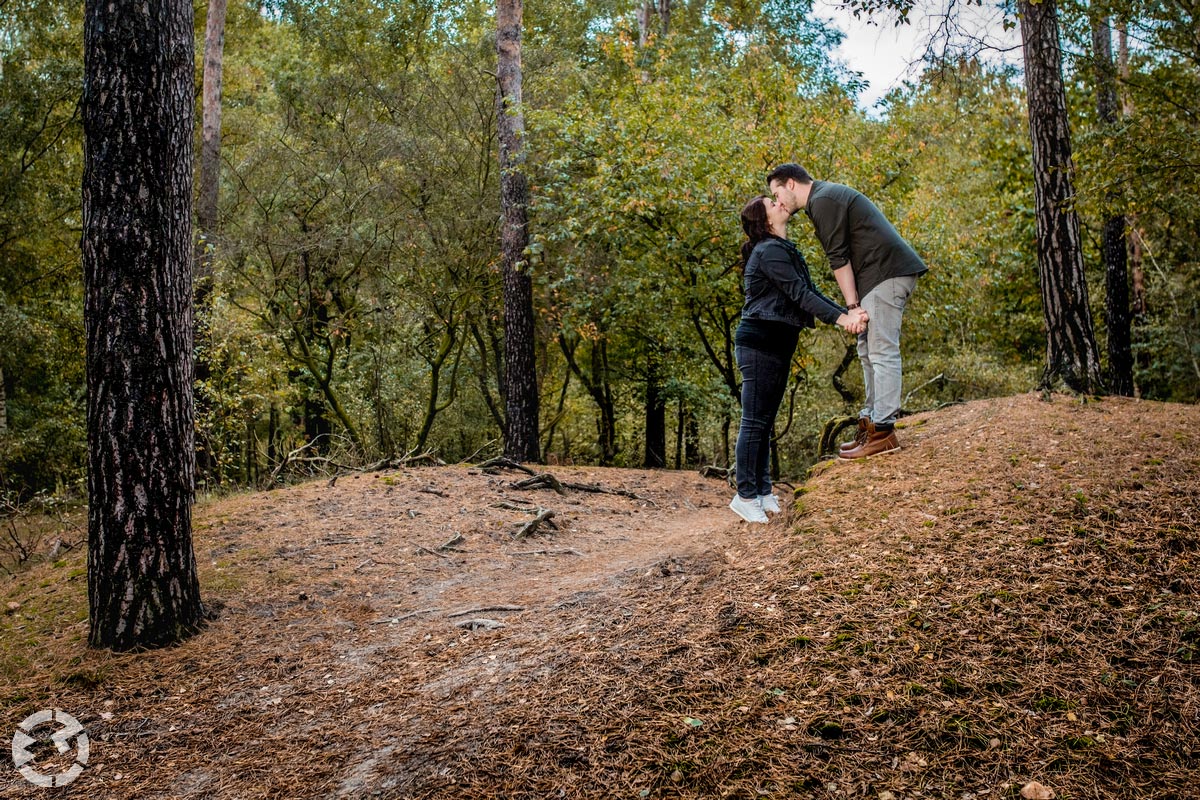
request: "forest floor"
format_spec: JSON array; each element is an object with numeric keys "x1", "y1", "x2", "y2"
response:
[{"x1": 1, "y1": 392, "x2": 1198, "y2": 800}]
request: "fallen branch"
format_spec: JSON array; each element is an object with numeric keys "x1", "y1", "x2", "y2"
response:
[
  {"x1": 510, "y1": 473, "x2": 567, "y2": 495},
  {"x1": 699, "y1": 465, "x2": 732, "y2": 481},
  {"x1": 371, "y1": 608, "x2": 440, "y2": 625},
  {"x1": 558, "y1": 480, "x2": 651, "y2": 503},
  {"x1": 477, "y1": 456, "x2": 537, "y2": 475},
  {"x1": 419, "y1": 486, "x2": 448, "y2": 497},
  {"x1": 455, "y1": 618, "x2": 505, "y2": 631},
  {"x1": 437, "y1": 532, "x2": 465, "y2": 552},
  {"x1": 491, "y1": 501, "x2": 539, "y2": 512},
  {"x1": 447, "y1": 605, "x2": 525, "y2": 618},
  {"x1": 510, "y1": 548, "x2": 583, "y2": 557},
  {"x1": 364, "y1": 449, "x2": 448, "y2": 472},
  {"x1": 513, "y1": 508, "x2": 557, "y2": 539},
  {"x1": 509, "y1": 472, "x2": 651, "y2": 503},
  {"x1": 415, "y1": 544, "x2": 450, "y2": 559}
]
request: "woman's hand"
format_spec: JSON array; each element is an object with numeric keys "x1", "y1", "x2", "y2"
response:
[{"x1": 837, "y1": 307, "x2": 869, "y2": 334}]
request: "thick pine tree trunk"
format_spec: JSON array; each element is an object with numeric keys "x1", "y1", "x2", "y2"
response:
[
  {"x1": 1019, "y1": 0, "x2": 1104, "y2": 394},
  {"x1": 1091, "y1": 16, "x2": 1133, "y2": 396},
  {"x1": 496, "y1": 0, "x2": 540, "y2": 462},
  {"x1": 82, "y1": 0, "x2": 204, "y2": 650}
]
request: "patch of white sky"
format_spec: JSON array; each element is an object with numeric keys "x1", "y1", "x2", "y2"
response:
[{"x1": 815, "y1": 0, "x2": 1024, "y2": 112}]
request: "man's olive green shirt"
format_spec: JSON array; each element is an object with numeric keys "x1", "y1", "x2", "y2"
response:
[{"x1": 803, "y1": 180, "x2": 927, "y2": 300}]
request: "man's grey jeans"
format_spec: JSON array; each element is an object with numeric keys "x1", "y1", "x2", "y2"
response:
[{"x1": 857, "y1": 275, "x2": 917, "y2": 427}]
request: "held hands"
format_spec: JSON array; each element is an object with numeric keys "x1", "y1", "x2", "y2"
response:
[{"x1": 838, "y1": 306, "x2": 869, "y2": 335}]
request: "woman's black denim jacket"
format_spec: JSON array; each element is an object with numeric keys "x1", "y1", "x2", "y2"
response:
[{"x1": 741, "y1": 235, "x2": 845, "y2": 329}]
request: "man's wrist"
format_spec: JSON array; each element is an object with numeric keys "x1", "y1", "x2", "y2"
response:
[{"x1": 847, "y1": 302, "x2": 860, "y2": 310}]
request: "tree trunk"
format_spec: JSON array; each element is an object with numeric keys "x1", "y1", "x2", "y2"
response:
[
  {"x1": 643, "y1": 348, "x2": 666, "y2": 468},
  {"x1": 193, "y1": 0, "x2": 227, "y2": 485},
  {"x1": 1117, "y1": 22, "x2": 1148, "y2": 333},
  {"x1": 1019, "y1": 0, "x2": 1104, "y2": 394},
  {"x1": 196, "y1": 0, "x2": 225, "y2": 291},
  {"x1": 82, "y1": 0, "x2": 204, "y2": 650},
  {"x1": 1091, "y1": 16, "x2": 1133, "y2": 397},
  {"x1": 0, "y1": 364, "x2": 7, "y2": 437},
  {"x1": 496, "y1": 0, "x2": 540, "y2": 462}
]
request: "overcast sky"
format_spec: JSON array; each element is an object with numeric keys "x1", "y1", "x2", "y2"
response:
[{"x1": 817, "y1": 0, "x2": 1023, "y2": 110}]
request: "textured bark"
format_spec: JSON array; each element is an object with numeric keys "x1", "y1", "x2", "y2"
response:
[
  {"x1": 1019, "y1": 0, "x2": 1104, "y2": 393},
  {"x1": 497, "y1": 0, "x2": 540, "y2": 462},
  {"x1": 1092, "y1": 16, "x2": 1133, "y2": 396},
  {"x1": 83, "y1": 0, "x2": 204, "y2": 650}
]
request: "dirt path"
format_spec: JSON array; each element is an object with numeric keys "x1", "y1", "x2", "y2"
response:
[{"x1": 0, "y1": 465, "x2": 751, "y2": 799}]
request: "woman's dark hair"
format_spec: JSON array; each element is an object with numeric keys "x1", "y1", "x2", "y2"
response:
[{"x1": 740, "y1": 195, "x2": 770, "y2": 266}]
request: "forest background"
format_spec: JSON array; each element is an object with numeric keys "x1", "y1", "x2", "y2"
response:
[{"x1": 1, "y1": 0, "x2": 1198, "y2": 504}]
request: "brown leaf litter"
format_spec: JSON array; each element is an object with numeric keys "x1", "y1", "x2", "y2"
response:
[{"x1": 1, "y1": 392, "x2": 1197, "y2": 799}]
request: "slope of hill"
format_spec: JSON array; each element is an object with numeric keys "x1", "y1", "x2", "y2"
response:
[{"x1": 2, "y1": 392, "x2": 1197, "y2": 799}]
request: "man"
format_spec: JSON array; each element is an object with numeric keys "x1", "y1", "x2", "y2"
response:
[{"x1": 767, "y1": 163, "x2": 927, "y2": 459}]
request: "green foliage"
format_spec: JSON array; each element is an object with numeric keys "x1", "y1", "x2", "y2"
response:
[
  {"x1": 2, "y1": 0, "x2": 1195, "y2": 497},
  {"x1": 0, "y1": 0, "x2": 86, "y2": 496}
]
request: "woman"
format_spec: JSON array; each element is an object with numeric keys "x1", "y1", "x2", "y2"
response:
[{"x1": 730, "y1": 195, "x2": 867, "y2": 524}]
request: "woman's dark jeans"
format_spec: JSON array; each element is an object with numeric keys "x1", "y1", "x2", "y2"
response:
[{"x1": 735, "y1": 344, "x2": 791, "y2": 500}]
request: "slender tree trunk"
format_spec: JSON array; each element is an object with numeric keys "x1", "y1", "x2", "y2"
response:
[
  {"x1": 196, "y1": 0, "x2": 225, "y2": 289},
  {"x1": 1019, "y1": 0, "x2": 1104, "y2": 393},
  {"x1": 193, "y1": 0, "x2": 227, "y2": 486},
  {"x1": 0, "y1": 364, "x2": 7, "y2": 437},
  {"x1": 496, "y1": 0, "x2": 540, "y2": 462},
  {"x1": 674, "y1": 398, "x2": 684, "y2": 469},
  {"x1": 643, "y1": 348, "x2": 666, "y2": 468},
  {"x1": 83, "y1": 0, "x2": 204, "y2": 650},
  {"x1": 1117, "y1": 22, "x2": 1147, "y2": 353},
  {"x1": 1091, "y1": 16, "x2": 1133, "y2": 396}
]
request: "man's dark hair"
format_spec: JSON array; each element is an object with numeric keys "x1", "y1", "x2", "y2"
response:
[{"x1": 766, "y1": 163, "x2": 812, "y2": 186}]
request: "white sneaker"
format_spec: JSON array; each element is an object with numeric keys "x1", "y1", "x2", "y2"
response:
[
  {"x1": 760, "y1": 494, "x2": 781, "y2": 514},
  {"x1": 729, "y1": 494, "x2": 768, "y2": 524}
]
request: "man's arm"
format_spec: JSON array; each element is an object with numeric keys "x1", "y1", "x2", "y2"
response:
[{"x1": 833, "y1": 264, "x2": 858, "y2": 308}]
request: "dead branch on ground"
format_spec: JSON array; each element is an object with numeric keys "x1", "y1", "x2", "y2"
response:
[
  {"x1": 447, "y1": 605, "x2": 526, "y2": 618},
  {"x1": 370, "y1": 608, "x2": 440, "y2": 625},
  {"x1": 509, "y1": 472, "x2": 652, "y2": 503},
  {"x1": 477, "y1": 456, "x2": 537, "y2": 475},
  {"x1": 438, "y1": 533, "x2": 465, "y2": 552},
  {"x1": 455, "y1": 618, "x2": 505, "y2": 630},
  {"x1": 513, "y1": 508, "x2": 557, "y2": 539},
  {"x1": 510, "y1": 473, "x2": 567, "y2": 495}
]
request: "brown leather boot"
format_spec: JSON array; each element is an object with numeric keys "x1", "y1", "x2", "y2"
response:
[
  {"x1": 839, "y1": 416, "x2": 869, "y2": 452},
  {"x1": 839, "y1": 422, "x2": 900, "y2": 459}
]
